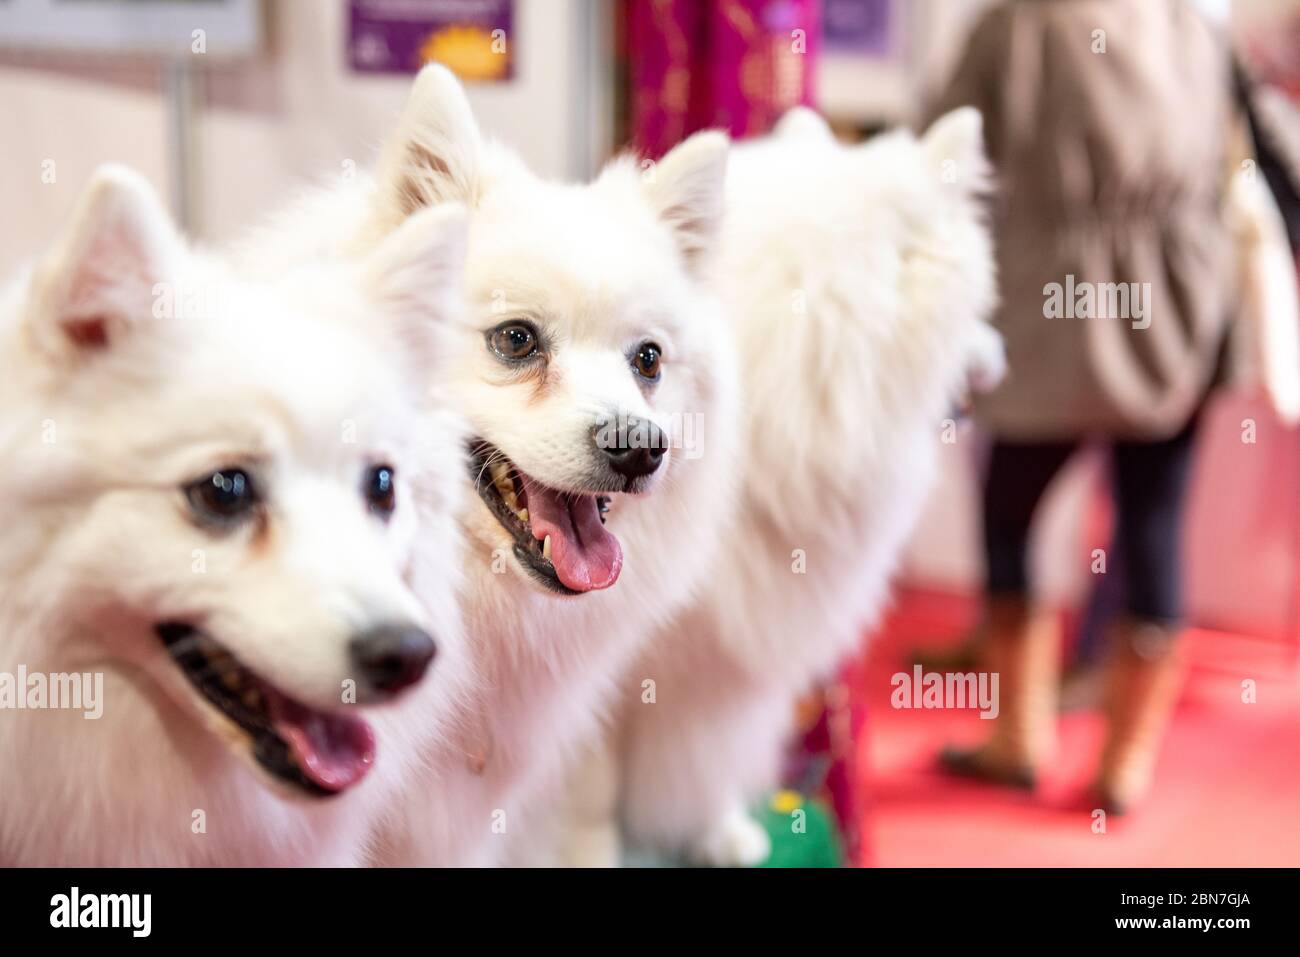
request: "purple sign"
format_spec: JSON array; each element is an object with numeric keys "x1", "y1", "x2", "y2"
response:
[
  {"x1": 822, "y1": 0, "x2": 893, "y2": 58},
  {"x1": 348, "y1": 0, "x2": 514, "y2": 80}
]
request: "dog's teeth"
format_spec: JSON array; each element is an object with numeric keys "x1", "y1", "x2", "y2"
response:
[
  {"x1": 489, "y1": 460, "x2": 510, "y2": 484},
  {"x1": 494, "y1": 470, "x2": 519, "y2": 509},
  {"x1": 518, "y1": 508, "x2": 529, "y2": 523},
  {"x1": 542, "y1": 535, "x2": 552, "y2": 561}
]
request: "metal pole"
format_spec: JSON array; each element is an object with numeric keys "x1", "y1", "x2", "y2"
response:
[{"x1": 164, "y1": 55, "x2": 196, "y2": 232}]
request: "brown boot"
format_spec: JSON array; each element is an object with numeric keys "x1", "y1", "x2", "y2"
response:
[
  {"x1": 939, "y1": 596, "x2": 1062, "y2": 790},
  {"x1": 1095, "y1": 618, "x2": 1185, "y2": 815}
]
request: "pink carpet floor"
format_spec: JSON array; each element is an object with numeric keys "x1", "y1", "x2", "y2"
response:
[{"x1": 859, "y1": 589, "x2": 1300, "y2": 867}]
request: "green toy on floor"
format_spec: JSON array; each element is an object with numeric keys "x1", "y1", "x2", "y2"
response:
[
  {"x1": 755, "y1": 790, "x2": 844, "y2": 868},
  {"x1": 623, "y1": 790, "x2": 845, "y2": 867}
]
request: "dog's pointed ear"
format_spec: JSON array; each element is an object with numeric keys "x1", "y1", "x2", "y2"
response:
[
  {"x1": 364, "y1": 202, "x2": 469, "y2": 351},
  {"x1": 921, "y1": 107, "x2": 989, "y2": 195},
  {"x1": 27, "y1": 164, "x2": 180, "y2": 359},
  {"x1": 644, "y1": 131, "x2": 729, "y2": 278},
  {"x1": 774, "y1": 106, "x2": 834, "y2": 143},
  {"x1": 374, "y1": 64, "x2": 483, "y2": 225}
]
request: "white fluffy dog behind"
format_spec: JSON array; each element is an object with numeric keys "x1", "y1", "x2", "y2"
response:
[
  {"x1": 610, "y1": 107, "x2": 1002, "y2": 865},
  {"x1": 0, "y1": 166, "x2": 471, "y2": 864}
]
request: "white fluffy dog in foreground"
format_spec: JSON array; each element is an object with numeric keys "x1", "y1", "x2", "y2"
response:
[
  {"x1": 603, "y1": 107, "x2": 1002, "y2": 865},
  {"x1": 0, "y1": 166, "x2": 471, "y2": 864},
  {"x1": 241, "y1": 66, "x2": 740, "y2": 865}
]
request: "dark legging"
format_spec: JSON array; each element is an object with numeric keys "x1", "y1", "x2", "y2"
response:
[{"x1": 982, "y1": 416, "x2": 1200, "y2": 624}]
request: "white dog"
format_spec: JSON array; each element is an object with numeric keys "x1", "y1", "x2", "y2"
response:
[
  {"x1": 239, "y1": 66, "x2": 741, "y2": 865},
  {"x1": 604, "y1": 107, "x2": 1002, "y2": 866},
  {"x1": 0, "y1": 166, "x2": 471, "y2": 865}
]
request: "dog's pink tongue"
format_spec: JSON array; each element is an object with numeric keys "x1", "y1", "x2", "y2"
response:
[
  {"x1": 524, "y1": 479, "x2": 623, "y2": 592},
  {"x1": 269, "y1": 695, "x2": 376, "y2": 793}
]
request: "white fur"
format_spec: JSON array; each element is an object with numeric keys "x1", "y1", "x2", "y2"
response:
[
  {"x1": 0, "y1": 166, "x2": 472, "y2": 865},
  {"x1": 609, "y1": 107, "x2": 1001, "y2": 864},
  {"x1": 235, "y1": 66, "x2": 741, "y2": 866}
]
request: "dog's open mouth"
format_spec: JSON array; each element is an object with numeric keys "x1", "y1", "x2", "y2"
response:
[
  {"x1": 468, "y1": 441, "x2": 622, "y2": 595},
  {"x1": 155, "y1": 623, "x2": 375, "y2": 797}
]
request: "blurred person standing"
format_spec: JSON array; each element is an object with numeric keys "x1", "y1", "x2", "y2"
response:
[{"x1": 926, "y1": 0, "x2": 1299, "y2": 813}]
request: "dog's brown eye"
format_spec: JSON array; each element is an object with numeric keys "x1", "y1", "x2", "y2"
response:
[
  {"x1": 633, "y1": 342, "x2": 662, "y2": 381},
  {"x1": 365, "y1": 464, "x2": 396, "y2": 519},
  {"x1": 186, "y1": 469, "x2": 258, "y2": 525},
  {"x1": 488, "y1": 321, "x2": 539, "y2": 362}
]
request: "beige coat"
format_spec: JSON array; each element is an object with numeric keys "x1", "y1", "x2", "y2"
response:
[{"x1": 932, "y1": 0, "x2": 1236, "y2": 440}]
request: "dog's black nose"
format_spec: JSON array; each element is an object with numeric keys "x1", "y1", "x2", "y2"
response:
[
  {"x1": 595, "y1": 415, "x2": 668, "y2": 480},
  {"x1": 349, "y1": 625, "x2": 436, "y2": 696}
]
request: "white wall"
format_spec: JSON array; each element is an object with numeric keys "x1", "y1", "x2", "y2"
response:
[{"x1": 0, "y1": 0, "x2": 597, "y2": 258}]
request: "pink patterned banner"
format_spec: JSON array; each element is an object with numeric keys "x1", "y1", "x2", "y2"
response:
[{"x1": 626, "y1": 0, "x2": 820, "y2": 159}]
